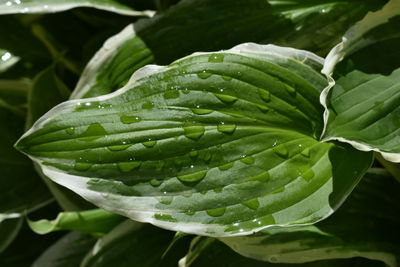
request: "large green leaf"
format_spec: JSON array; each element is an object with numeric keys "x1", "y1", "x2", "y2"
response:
[
  {"x1": 81, "y1": 220, "x2": 175, "y2": 267},
  {"x1": 32, "y1": 232, "x2": 96, "y2": 267},
  {"x1": 219, "y1": 169, "x2": 400, "y2": 266},
  {"x1": 16, "y1": 44, "x2": 373, "y2": 236},
  {"x1": 0, "y1": 0, "x2": 154, "y2": 16},
  {"x1": 72, "y1": 0, "x2": 382, "y2": 98},
  {"x1": 28, "y1": 208, "x2": 124, "y2": 235},
  {"x1": 321, "y1": 68, "x2": 400, "y2": 163}
]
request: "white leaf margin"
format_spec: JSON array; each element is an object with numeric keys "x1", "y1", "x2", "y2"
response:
[
  {"x1": 0, "y1": 0, "x2": 155, "y2": 17},
  {"x1": 17, "y1": 43, "x2": 340, "y2": 237},
  {"x1": 320, "y1": 0, "x2": 400, "y2": 163}
]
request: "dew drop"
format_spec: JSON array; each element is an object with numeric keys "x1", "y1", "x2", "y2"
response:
[
  {"x1": 185, "y1": 210, "x2": 196, "y2": 216},
  {"x1": 142, "y1": 140, "x2": 157, "y2": 148},
  {"x1": 258, "y1": 88, "x2": 271, "y2": 102},
  {"x1": 206, "y1": 207, "x2": 226, "y2": 217},
  {"x1": 80, "y1": 123, "x2": 106, "y2": 141},
  {"x1": 163, "y1": 90, "x2": 180, "y2": 99},
  {"x1": 74, "y1": 162, "x2": 92, "y2": 171},
  {"x1": 257, "y1": 104, "x2": 269, "y2": 113},
  {"x1": 217, "y1": 123, "x2": 236, "y2": 134},
  {"x1": 203, "y1": 151, "x2": 212, "y2": 163},
  {"x1": 150, "y1": 179, "x2": 162, "y2": 187},
  {"x1": 177, "y1": 170, "x2": 207, "y2": 183},
  {"x1": 222, "y1": 75, "x2": 232, "y2": 81},
  {"x1": 273, "y1": 145, "x2": 288, "y2": 158},
  {"x1": 117, "y1": 161, "x2": 141, "y2": 172},
  {"x1": 208, "y1": 54, "x2": 224, "y2": 63},
  {"x1": 154, "y1": 214, "x2": 177, "y2": 222},
  {"x1": 301, "y1": 148, "x2": 310, "y2": 157},
  {"x1": 66, "y1": 127, "x2": 75, "y2": 135},
  {"x1": 159, "y1": 196, "x2": 173, "y2": 205},
  {"x1": 214, "y1": 93, "x2": 238, "y2": 104},
  {"x1": 189, "y1": 150, "x2": 198, "y2": 158},
  {"x1": 241, "y1": 198, "x2": 260, "y2": 210},
  {"x1": 120, "y1": 115, "x2": 141, "y2": 124},
  {"x1": 302, "y1": 169, "x2": 315, "y2": 182},
  {"x1": 182, "y1": 193, "x2": 193, "y2": 198},
  {"x1": 240, "y1": 156, "x2": 255, "y2": 165},
  {"x1": 218, "y1": 162, "x2": 234, "y2": 171},
  {"x1": 236, "y1": 71, "x2": 243, "y2": 77},
  {"x1": 285, "y1": 85, "x2": 296, "y2": 97},
  {"x1": 213, "y1": 187, "x2": 223, "y2": 193},
  {"x1": 191, "y1": 108, "x2": 213, "y2": 115},
  {"x1": 108, "y1": 144, "x2": 131, "y2": 151},
  {"x1": 183, "y1": 125, "x2": 205, "y2": 140},
  {"x1": 142, "y1": 102, "x2": 154, "y2": 109},
  {"x1": 181, "y1": 88, "x2": 190, "y2": 94},
  {"x1": 197, "y1": 70, "x2": 212, "y2": 79}
]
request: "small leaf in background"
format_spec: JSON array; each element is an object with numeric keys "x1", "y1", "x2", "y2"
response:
[
  {"x1": 0, "y1": 217, "x2": 23, "y2": 253},
  {"x1": 28, "y1": 209, "x2": 124, "y2": 235},
  {"x1": 0, "y1": 49, "x2": 19, "y2": 73},
  {"x1": 16, "y1": 43, "x2": 373, "y2": 236},
  {"x1": 0, "y1": 0, "x2": 155, "y2": 17}
]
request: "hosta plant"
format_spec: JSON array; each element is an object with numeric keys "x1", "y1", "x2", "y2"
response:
[{"x1": 1, "y1": 0, "x2": 400, "y2": 266}]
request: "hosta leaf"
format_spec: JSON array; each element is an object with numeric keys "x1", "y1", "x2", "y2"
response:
[
  {"x1": 321, "y1": 68, "x2": 400, "y2": 163},
  {"x1": 16, "y1": 44, "x2": 373, "y2": 236},
  {"x1": 180, "y1": 236, "x2": 386, "y2": 267},
  {"x1": 28, "y1": 209, "x2": 124, "y2": 235},
  {"x1": 32, "y1": 232, "x2": 96, "y2": 267},
  {"x1": 323, "y1": 0, "x2": 400, "y2": 75},
  {"x1": 219, "y1": 169, "x2": 400, "y2": 266},
  {"x1": 73, "y1": 0, "x2": 381, "y2": 98},
  {"x1": 0, "y1": 0, "x2": 154, "y2": 17},
  {"x1": 81, "y1": 220, "x2": 175, "y2": 267},
  {"x1": 0, "y1": 49, "x2": 19, "y2": 73}
]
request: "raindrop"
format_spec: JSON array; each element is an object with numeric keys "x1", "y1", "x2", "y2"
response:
[
  {"x1": 214, "y1": 93, "x2": 238, "y2": 104},
  {"x1": 150, "y1": 179, "x2": 162, "y2": 187},
  {"x1": 218, "y1": 162, "x2": 234, "y2": 171},
  {"x1": 66, "y1": 127, "x2": 75, "y2": 135},
  {"x1": 74, "y1": 162, "x2": 92, "y2": 171},
  {"x1": 189, "y1": 150, "x2": 198, "y2": 158},
  {"x1": 80, "y1": 123, "x2": 107, "y2": 141},
  {"x1": 142, "y1": 102, "x2": 154, "y2": 109},
  {"x1": 301, "y1": 147, "x2": 310, "y2": 157},
  {"x1": 108, "y1": 143, "x2": 131, "y2": 151},
  {"x1": 163, "y1": 90, "x2": 180, "y2": 99},
  {"x1": 203, "y1": 151, "x2": 212, "y2": 163},
  {"x1": 117, "y1": 161, "x2": 141, "y2": 172},
  {"x1": 185, "y1": 210, "x2": 196, "y2": 216},
  {"x1": 120, "y1": 115, "x2": 141, "y2": 124},
  {"x1": 159, "y1": 196, "x2": 173, "y2": 205},
  {"x1": 257, "y1": 104, "x2": 269, "y2": 113},
  {"x1": 241, "y1": 198, "x2": 260, "y2": 210},
  {"x1": 240, "y1": 156, "x2": 255, "y2": 165},
  {"x1": 177, "y1": 170, "x2": 207, "y2": 183},
  {"x1": 285, "y1": 85, "x2": 296, "y2": 97},
  {"x1": 258, "y1": 88, "x2": 271, "y2": 102},
  {"x1": 222, "y1": 75, "x2": 232, "y2": 81},
  {"x1": 154, "y1": 214, "x2": 177, "y2": 222},
  {"x1": 273, "y1": 145, "x2": 288, "y2": 158},
  {"x1": 208, "y1": 54, "x2": 224, "y2": 63},
  {"x1": 181, "y1": 88, "x2": 190, "y2": 94},
  {"x1": 183, "y1": 125, "x2": 205, "y2": 140},
  {"x1": 302, "y1": 169, "x2": 315, "y2": 181},
  {"x1": 197, "y1": 70, "x2": 212, "y2": 79},
  {"x1": 206, "y1": 207, "x2": 226, "y2": 217},
  {"x1": 217, "y1": 123, "x2": 236, "y2": 134},
  {"x1": 142, "y1": 140, "x2": 157, "y2": 148},
  {"x1": 191, "y1": 108, "x2": 213, "y2": 115}
]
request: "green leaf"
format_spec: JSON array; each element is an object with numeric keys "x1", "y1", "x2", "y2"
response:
[
  {"x1": 0, "y1": 0, "x2": 155, "y2": 17},
  {"x1": 73, "y1": 0, "x2": 381, "y2": 98},
  {"x1": 218, "y1": 169, "x2": 400, "y2": 266},
  {"x1": 32, "y1": 232, "x2": 96, "y2": 267},
  {"x1": 81, "y1": 220, "x2": 175, "y2": 267},
  {"x1": 321, "y1": 68, "x2": 400, "y2": 163},
  {"x1": 0, "y1": 79, "x2": 29, "y2": 116},
  {"x1": 0, "y1": 49, "x2": 19, "y2": 73},
  {"x1": 28, "y1": 208, "x2": 124, "y2": 235},
  {"x1": 17, "y1": 44, "x2": 373, "y2": 236},
  {"x1": 180, "y1": 236, "x2": 386, "y2": 267},
  {"x1": 0, "y1": 217, "x2": 23, "y2": 253},
  {"x1": 323, "y1": 0, "x2": 400, "y2": 75}
]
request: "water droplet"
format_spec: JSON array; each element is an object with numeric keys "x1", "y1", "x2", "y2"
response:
[
  {"x1": 80, "y1": 123, "x2": 107, "y2": 141},
  {"x1": 142, "y1": 102, "x2": 154, "y2": 109},
  {"x1": 183, "y1": 125, "x2": 205, "y2": 140},
  {"x1": 236, "y1": 71, "x2": 243, "y2": 77},
  {"x1": 206, "y1": 207, "x2": 226, "y2": 217},
  {"x1": 302, "y1": 169, "x2": 315, "y2": 181},
  {"x1": 181, "y1": 88, "x2": 190, "y2": 94},
  {"x1": 164, "y1": 90, "x2": 180, "y2": 99},
  {"x1": 120, "y1": 115, "x2": 141, "y2": 124},
  {"x1": 217, "y1": 123, "x2": 236, "y2": 134},
  {"x1": 240, "y1": 156, "x2": 255, "y2": 165},
  {"x1": 197, "y1": 70, "x2": 212, "y2": 79},
  {"x1": 218, "y1": 162, "x2": 234, "y2": 171},
  {"x1": 142, "y1": 140, "x2": 157, "y2": 148},
  {"x1": 159, "y1": 196, "x2": 173, "y2": 205},
  {"x1": 185, "y1": 210, "x2": 196, "y2": 216},
  {"x1": 273, "y1": 145, "x2": 288, "y2": 158},
  {"x1": 256, "y1": 104, "x2": 269, "y2": 113},
  {"x1": 154, "y1": 213, "x2": 177, "y2": 222},
  {"x1": 117, "y1": 161, "x2": 141, "y2": 172},
  {"x1": 203, "y1": 151, "x2": 212, "y2": 163},
  {"x1": 285, "y1": 85, "x2": 296, "y2": 97},
  {"x1": 213, "y1": 187, "x2": 223, "y2": 193},
  {"x1": 66, "y1": 127, "x2": 75, "y2": 135},
  {"x1": 241, "y1": 198, "x2": 260, "y2": 210},
  {"x1": 182, "y1": 193, "x2": 192, "y2": 198},
  {"x1": 189, "y1": 150, "x2": 198, "y2": 158},
  {"x1": 177, "y1": 170, "x2": 207, "y2": 183},
  {"x1": 208, "y1": 54, "x2": 224, "y2": 63},
  {"x1": 222, "y1": 75, "x2": 232, "y2": 81},
  {"x1": 301, "y1": 148, "x2": 310, "y2": 157},
  {"x1": 215, "y1": 93, "x2": 238, "y2": 104},
  {"x1": 191, "y1": 108, "x2": 213, "y2": 115},
  {"x1": 108, "y1": 143, "x2": 131, "y2": 151},
  {"x1": 74, "y1": 162, "x2": 92, "y2": 171},
  {"x1": 258, "y1": 88, "x2": 271, "y2": 102},
  {"x1": 150, "y1": 179, "x2": 162, "y2": 187}
]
